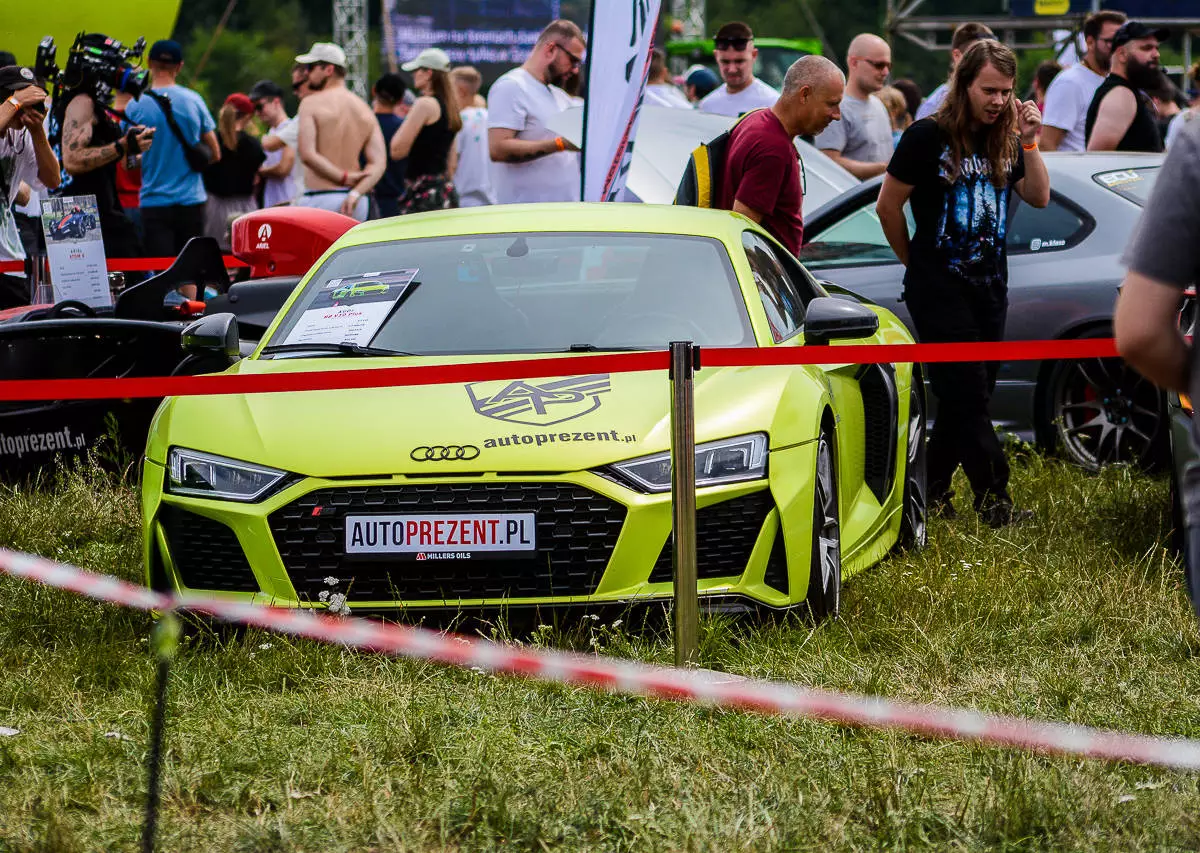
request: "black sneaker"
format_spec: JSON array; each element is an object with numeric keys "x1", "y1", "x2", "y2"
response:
[
  {"x1": 930, "y1": 491, "x2": 957, "y2": 519},
  {"x1": 978, "y1": 500, "x2": 1033, "y2": 529}
]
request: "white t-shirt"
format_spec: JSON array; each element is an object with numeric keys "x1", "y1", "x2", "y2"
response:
[
  {"x1": 1166, "y1": 108, "x2": 1199, "y2": 150},
  {"x1": 915, "y1": 82, "x2": 948, "y2": 120},
  {"x1": 271, "y1": 116, "x2": 306, "y2": 200},
  {"x1": 487, "y1": 68, "x2": 580, "y2": 204},
  {"x1": 698, "y1": 78, "x2": 779, "y2": 117},
  {"x1": 1041, "y1": 62, "x2": 1105, "y2": 153},
  {"x1": 262, "y1": 115, "x2": 298, "y2": 207},
  {"x1": 0, "y1": 129, "x2": 37, "y2": 262},
  {"x1": 644, "y1": 83, "x2": 691, "y2": 109},
  {"x1": 455, "y1": 107, "x2": 497, "y2": 206}
]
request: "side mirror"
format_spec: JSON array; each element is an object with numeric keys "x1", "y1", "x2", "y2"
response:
[
  {"x1": 804, "y1": 296, "x2": 879, "y2": 346},
  {"x1": 181, "y1": 313, "x2": 240, "y2": 363}
]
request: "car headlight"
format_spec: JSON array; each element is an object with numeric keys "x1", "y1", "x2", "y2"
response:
[
  {"x1": 166, "y1": 447, "x2": 290, "y2": 502},
  {"x1": 608, "y1": 433, "x2": 768, "y2": 493}
]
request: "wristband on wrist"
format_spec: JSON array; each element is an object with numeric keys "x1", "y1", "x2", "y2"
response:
[
  {"x1": 554, "y1": 136, "x2": 565, "y2": 152},
  {"x1": 6, "y1": 95, "x2": 21, "y2": 112},
  {"x1": 340, "y1": 170, "x2": 348, "y2": 185},
  {"x1": 1022, "y1": 140, "x2": 1038, "y2": 151}
]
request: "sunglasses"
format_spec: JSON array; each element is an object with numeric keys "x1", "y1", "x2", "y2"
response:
[
  {"x1": 714, "y1": 37, "x2": 750, "y2": 51},
  {"x1": 253, "y1": 100, "x2": 267, "y2": 112},
  {"x1": 851, "y1": 56, "x2": 892, "y2": 72},
  {"x1": 554, "y1": 42, "x2": 583, "y2": 69}
]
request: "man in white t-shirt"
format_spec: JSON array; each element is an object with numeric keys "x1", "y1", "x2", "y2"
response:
[
  {"x1": 915, "y1": 22, "x2": 995, "y2": 120},
  {"x1": 249, "y1": 80, "x2": 297, "y2": 206},
  {"x1": 644, "y1": 48, "x2": 691, "y2": 109},
  {"x1": 0, "y1": 67, "x2": 61, "y2": 307},
  {"x1": 1041, "y1": 10, "x2": 1127, "y2": 152},
  {"x1": 451, "y1": 66, "x2": 496, "y2": 207},
  {"x1": 488, "y1": 19, "x2": 585, "y2": 204},
  {"x1": 699, "y1": 22, "x2": 779, "y2": 117}
]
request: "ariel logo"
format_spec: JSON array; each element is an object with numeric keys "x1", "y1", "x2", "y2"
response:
[{"x1": 466, "y1": 374, "x2": 611, "y2": 426}]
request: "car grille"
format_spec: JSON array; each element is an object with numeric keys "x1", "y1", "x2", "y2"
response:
[
  {"x1": 159, "y1": 505, "x2": 259, "y2": 593},
  {"x1": 268, "y1": 483, "x2": 626, "y2": 602},
  {"x1": 762, "y1": 527, "x2": 790, "y2": 596},
  {"x1": 648, "y1": 490, "x2": 773, "y2": 583}
]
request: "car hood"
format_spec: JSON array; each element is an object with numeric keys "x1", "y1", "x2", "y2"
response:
[{"x1": 149, "y1": 355, "x2": 813, "y2": 477}]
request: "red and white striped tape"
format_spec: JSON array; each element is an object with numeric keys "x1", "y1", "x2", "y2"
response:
[{"x1": 3, "y1": 547, "x2": 1199, "y2": 771}]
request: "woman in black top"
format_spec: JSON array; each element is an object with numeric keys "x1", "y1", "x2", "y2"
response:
[
  {"x1": 390, "y1": 49, "x2": 461, "y2": 213},
  {"x1": 203, "y1": 93, "x2": 265, "y2": 249}
]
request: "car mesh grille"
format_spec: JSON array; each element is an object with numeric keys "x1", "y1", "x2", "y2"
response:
[
  {"x1": 649, "y1": 491, "x2": 772, "y2": 583},
  {"x1": 160, "y1": 505, "x2": 259, "y2": 593},
  {"x1": 269, "y1": 483, "x2": 626, "y2": 601},
  {"x1": 762, "y1": 527, "x2": 790, "y2": 596},
  {"x1": 861, "y1": 364, "x2": 897, "y2": 503}
]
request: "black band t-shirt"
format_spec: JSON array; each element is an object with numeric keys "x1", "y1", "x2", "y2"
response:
[{"x1": 887, "y1": 117, "x2": 1025, "y2": 292}]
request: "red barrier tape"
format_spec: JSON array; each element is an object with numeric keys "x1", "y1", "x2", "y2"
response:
[
  {"x1": 0, "y1": 338, "x2": 1120, "y2": 402},
  {"x1": 0, "y1": 256, "x2": 248, "y2": 274},
  {"x1": 3, "y1": 547, "x2": 1200, "y2": 771}
]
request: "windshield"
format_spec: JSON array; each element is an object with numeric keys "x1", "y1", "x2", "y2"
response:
[
  {"x1": 265, "y1": 232, "x2": 753, "y2": 356},
  {"x1": 1093, "y1": 167, "x2": 1160, "y2": 206}
]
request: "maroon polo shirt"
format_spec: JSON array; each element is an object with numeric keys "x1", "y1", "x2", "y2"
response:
[{"x1": 717, "y1": 108, "x2": 804, "y2": 255}]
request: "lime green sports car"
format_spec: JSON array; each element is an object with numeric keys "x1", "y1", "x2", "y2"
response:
[{"x1": 142, "y1": 204, "x2": 925, "y2": 618}]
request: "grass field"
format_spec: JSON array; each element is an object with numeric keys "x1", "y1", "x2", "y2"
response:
[{"x1": 2, "y1": 454, "x2": 1200, "y2": 851}]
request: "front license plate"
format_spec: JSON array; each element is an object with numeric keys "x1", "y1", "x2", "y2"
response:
[{"x1": 344, "y1": 513, "x2": 536, "y2": 555}]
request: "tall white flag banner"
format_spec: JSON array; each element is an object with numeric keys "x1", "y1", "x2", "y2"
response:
[{"x1": 581, "y1": 0, "x2": 662, "y2": 202}]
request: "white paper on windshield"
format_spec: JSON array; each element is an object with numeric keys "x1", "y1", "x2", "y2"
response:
[{"x1": 282, "y1": 268, "x2": 418, "y2": 347}]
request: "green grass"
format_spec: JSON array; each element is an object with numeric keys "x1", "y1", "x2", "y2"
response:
[{"x1": 2, "y1": 456, "x2": 1200, "y2": 851}]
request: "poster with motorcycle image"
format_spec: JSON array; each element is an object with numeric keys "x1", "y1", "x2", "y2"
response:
[{"x1": 39, "y1": 194, "x2": 111, "y2": 308}]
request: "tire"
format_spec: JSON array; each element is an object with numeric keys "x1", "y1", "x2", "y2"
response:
[
  {"x1": 1042, "y1": 330, "x2": 1167, "y2": 471},
  {"x1": 900, "y1": 378, "x2": 928, "y2": 550},
  {"x1": 805, "y1": 428, "x2": 841, "y2": 621}
]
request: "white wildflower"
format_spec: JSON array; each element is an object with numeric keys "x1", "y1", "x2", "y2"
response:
[
  {"x1": 588, "y1": 613, "x2": 600, "y2": 621},
  {"x1": 327, "y1": 593, "x2": 350, "y2": 616},
  {"x1": 258, "y1": 643, "x2": 272, "y2": 650},
  {"x1": 324, "y1": 576, "x2": 340, "y2": 586},
  {"x1": 611, "y1": 619, "x2": 622, "y2": 629},
  {"x1": 104, "y1": 731, "x2": 132, "y2": 742},
  {"x1": 318, "y1": 590, "x2": 330, "y2": 602}
]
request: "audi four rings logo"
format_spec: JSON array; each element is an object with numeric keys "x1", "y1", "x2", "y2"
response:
[{"x1": 410, "y1": 445, "x2": 481, "y2": 461}]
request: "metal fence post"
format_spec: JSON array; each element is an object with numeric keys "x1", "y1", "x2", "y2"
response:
[{"x1": 669, "y1": 341, "x2": 699, "y2": 667}]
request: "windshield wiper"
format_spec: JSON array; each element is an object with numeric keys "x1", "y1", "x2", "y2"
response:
[
  {"x1": 259, "y1": 342, "x2": 416, "y2": 358},
  {"x1": 565, "y1": 343, "x2": 648, "y2": 352}
]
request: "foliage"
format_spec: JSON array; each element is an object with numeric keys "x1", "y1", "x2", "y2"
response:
[{"x1": 1, "y1": 455, "x2": 1200, "y2": 849}]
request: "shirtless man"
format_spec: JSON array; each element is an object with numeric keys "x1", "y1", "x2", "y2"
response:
[{"x1": 293, "y1": 42, "x2": 385, "y2": 220}]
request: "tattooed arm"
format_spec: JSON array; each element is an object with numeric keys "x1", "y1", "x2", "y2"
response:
[{"x1": 61, "y1": 93, "x2": 120, "y2": 176}]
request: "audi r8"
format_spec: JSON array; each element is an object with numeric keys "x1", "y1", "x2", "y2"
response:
[
  {"x1": 141, "y1": 204, "x2": 925, "y2": 617},
  {"x1": 801, "y1": 152, "x2": 1164, "y2": 470}
]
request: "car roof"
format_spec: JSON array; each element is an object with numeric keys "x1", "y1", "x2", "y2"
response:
[{"x1": 334, "y1": 203, "x2": 756, "y2": 249}]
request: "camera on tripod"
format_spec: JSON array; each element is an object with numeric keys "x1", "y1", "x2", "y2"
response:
[{"x1": 35, "y1": 32, "x2": 149, "y2": 105}]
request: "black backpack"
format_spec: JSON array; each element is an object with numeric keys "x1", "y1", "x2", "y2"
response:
[{"x1": 674, "y1": 109, "x2": 764, "y2": 208}]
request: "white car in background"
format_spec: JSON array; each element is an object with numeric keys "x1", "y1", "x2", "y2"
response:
[{"x1": 550, "y1": 106, "x2": 859, "y2": 213}]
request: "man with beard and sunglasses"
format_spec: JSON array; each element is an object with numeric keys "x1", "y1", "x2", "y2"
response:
[
  {"x1": 1086, "y1": 21, "x2": 1169, "y2": 152},
  {"x1": 876, "y1": 40, "x2": 1049, "y2": 527},
  {"x1": 488, "y1": 19, "x2": 585, "y2": 204},
  {"x1": 293, "y1": 42, "x2": 386, "y2": 220},
  {"x1": 699, "y1": 22, "x2": 779, "y2": 118},
  {"x1": 1041, "y1": 10, "x2": 1126, "y2": 151}
]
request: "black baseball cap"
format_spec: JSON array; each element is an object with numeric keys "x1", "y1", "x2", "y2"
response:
[
  {"x1": 248, "y1": 79, "x2": 285, "y2": 101},
  {"x1": 0, "y1": 65, "x2": 38, "y2": 95},
  {"x1": 149, "y1": 39, "x2": 183, "y2": 64},
  {"x1": 1113, "y1": 21, "x2": 1169, "y2": 49}
]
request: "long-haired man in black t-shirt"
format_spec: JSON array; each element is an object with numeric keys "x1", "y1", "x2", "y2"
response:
[{"x1": 876, "y1": 40, "x2": 1050, "y2": 527}]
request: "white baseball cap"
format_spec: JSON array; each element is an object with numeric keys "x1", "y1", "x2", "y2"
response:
[
  {"x1": 295, "y1": 42, "x2": 347, "y2": 68},
  {"x1": 401, "y1": 48, "x2": 452, "y2": 73}
]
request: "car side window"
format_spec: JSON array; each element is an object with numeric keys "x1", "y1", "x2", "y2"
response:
[
  {"x1": 799, "y1": 201, "x2": 915, "y2": 269},
  {"x1": 743, "y1": 231, "x2": 805, "y2": 342},
  {"x1": 1007, "y1": 193, "x2": 1092, "y2": 255}
]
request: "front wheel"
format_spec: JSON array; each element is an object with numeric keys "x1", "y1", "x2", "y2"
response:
[
  {"x1": 899, "y1": 378, "x2": 928, "y2": 549},
  {"x1": 805, "y1": 429, "x2": 841, "y2": 621}
]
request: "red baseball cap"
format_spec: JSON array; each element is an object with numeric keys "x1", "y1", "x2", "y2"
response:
[{"x1": 224, "y1": 93, "x2": 254, "y2": 115}]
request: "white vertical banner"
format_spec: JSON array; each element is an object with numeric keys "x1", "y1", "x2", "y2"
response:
[{"x1": 581, "y1": 0, "x2": 663, "y2": 202}]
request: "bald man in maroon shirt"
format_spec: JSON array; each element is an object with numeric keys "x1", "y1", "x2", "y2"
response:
[{"x1": 718, "y1": 56, "x2": 845, "y2": 254}]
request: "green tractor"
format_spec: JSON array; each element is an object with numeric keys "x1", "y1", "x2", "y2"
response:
[{"x1": 665, "y1": 37, "x2": 823, "y2": 91}]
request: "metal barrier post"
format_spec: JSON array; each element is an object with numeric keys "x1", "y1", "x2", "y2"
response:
[{"x1": 669, "y1": 341, "x2": 699, "y2": 667}]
